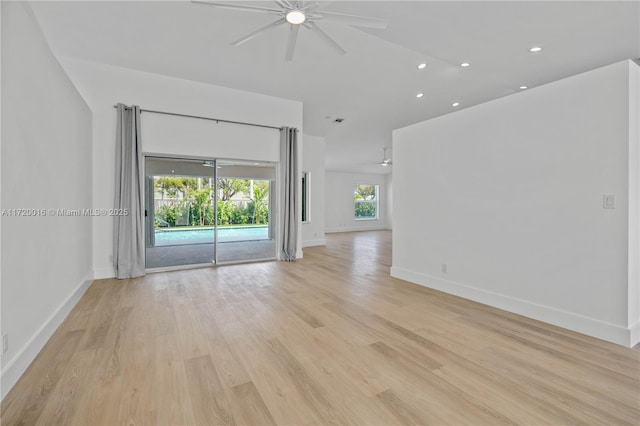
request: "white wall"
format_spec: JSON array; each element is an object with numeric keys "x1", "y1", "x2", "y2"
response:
[
  {"x1": 385, "y1": 173, "x2": 393, "y2": 230},
  {"x1": 628, "y1": 60, "x2": 640, "y2": 344},
  {"x1": 302, "y1": 135, "x2": 326, "y2": 247},
  {"x1": 392, "y1": 60, "x2": 640, "y2": 347},
  {"x1": 1, "y1": 2, "x2": 93, "y2": 398},
  {"x1": 325, "y1": 171, "x2": 391, "y2": 233},
  {"x1": 141, "y1": 112, "x2": 280, "y2": 162},
  {"x1": 58, "y1": 58, "x2": 303, "y2": 278},
  {"x1": 0, "y1": 2, "x2": 4, "y2": 400}
]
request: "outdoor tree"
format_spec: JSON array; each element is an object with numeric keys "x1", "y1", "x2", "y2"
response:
[
  {"x1": 154, "y1": 176, "x2": 271, "y2": 228},
  {"x1": 218, "y1": 178, "x2": 250, "y2": 201},
  {"x1": 354, "y1": 184, "x2": 376, "y2": 200},
  {"x1": 155, "y1": 176, "x2": 198, "y2": 199},
  {"x1": 249, "y1": 181, "x2": 269, "y2": 224},
  {"x1": 189, "y1": 187, "x2": 212, "y2": 226}
]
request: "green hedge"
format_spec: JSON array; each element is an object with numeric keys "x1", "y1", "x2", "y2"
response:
[
  {"x1": 354, "y1": 201, "x2": 377, "y2": 218},
  {"x1": 155, "y1": 201, "x2": 268, "y2": 227}
]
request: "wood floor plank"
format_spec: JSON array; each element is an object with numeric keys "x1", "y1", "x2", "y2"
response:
[
  {"x1": 263, "y1": 337, "x2": 353, "y2": 425},
  {"x1": 172, "y1": 300, "x2": 210, "y2": 361},
  {"x1": 184, "y1": 355, "x2": 235, "y2": 425},
  {"x1": 116, "y1": 301, "x2": 157, "y2": 425},
  {"x1": 1, "y1": 329, "x2": 86, "y2": 425},
  {"x1": 35, "y1": 348, "x2": 103, "y2": 426},
  {"x1": 3, "y1": 230, "x2": 639, "y2": 425},
  {"x1": 192, "y1": 301, "x2": 253, "y2": 388},
  {"x1": 367, "y1": 341, "x2": 518, "y2": 425},
  {"x1": 155, "y1": 333, "x2": 196, "y2": 425},
  {"x1": 308, "y1": 326, "x2": 389, "y2": 397},
  {"x1": 431, "y1": 365, "x2": 564, "y2": 425},
  {"x1": 230, "y1": 381, "x2": 276, "y2": 426},
  {"x1": 221, "y1": 301, "x2": 326, "y2": 425},
  {"x1": 376, "y1": 389, "x2": 432, "y2": 426}
]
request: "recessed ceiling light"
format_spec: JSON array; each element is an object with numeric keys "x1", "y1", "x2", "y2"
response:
[
  {"x1": 460, "y1": 62, "x2": 470, "y2": 67},
  {"x1": 285, "y1": 9, "x2": 306, "y2": 25},
  {"x1": 416, "y1": 93, "x2": 424, "y2": 98},
  {"x1": 452, "y1": 102, "x2": 460, "y2": 107},
  {"x1": 529, "y1": 46, "x2": 543, "y2": 52},
  {"x1": 519, "y1": 85, "x2": 528, "y2": 90},
  {"x1": 417, "y1": 63, "x2": 427, "y2": 70}
]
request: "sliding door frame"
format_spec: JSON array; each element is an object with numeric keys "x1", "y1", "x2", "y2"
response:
[{"x1": 143, "y1": 153, "x2": 278, "y2": 272}]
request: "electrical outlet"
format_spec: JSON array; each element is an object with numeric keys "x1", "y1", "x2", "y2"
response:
[
  {"x1": 2, "y1": 333, "x2": 8, "y2": 354},
  {"x1": 442, "y1": 263, "x2": 448, "y2": 274},
  {"x1": 603, "y1": 194, "x2": 616, "y2": 209}
]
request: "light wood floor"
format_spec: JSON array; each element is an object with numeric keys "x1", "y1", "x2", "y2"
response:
[{"x1": 2, "y1": 231, "x2": 639, "y2": 425}]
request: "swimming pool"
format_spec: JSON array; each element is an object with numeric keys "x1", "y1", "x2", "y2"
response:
[{"x1": 154, "y1": 226, "x2": 269, "y2": 246}]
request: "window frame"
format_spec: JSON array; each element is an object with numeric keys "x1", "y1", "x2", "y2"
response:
[{"x1": 302, "y1": 171, "x2": 310, "y2": 223}]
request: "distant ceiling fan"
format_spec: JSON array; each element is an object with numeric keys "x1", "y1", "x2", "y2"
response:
[
  {"x1": 379, "y1": 147, "x2": 392, "y2": 167},
  {"x1": 193, "y1": 1, "x2": 388, "y2": 61}
]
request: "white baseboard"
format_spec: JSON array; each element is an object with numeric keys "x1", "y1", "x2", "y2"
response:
[
  {"x1": 390, "y1": 266, "x2": 634, "y2": 347},
  {"x1": 93, "y1": 266, "x2": 115, "y2": 280},
  {"x1": 302, "y1": 238, "x2": 326, "y2": 248},
  {"x1": 630, "y1": 320, "x2": 640, "y2": 347},
  {"x1": 1, "y1": 274, "x2": 94, "y2": 400},
  {"x1": 326, "y1": 226, "x2": 390, "y2": 233}
]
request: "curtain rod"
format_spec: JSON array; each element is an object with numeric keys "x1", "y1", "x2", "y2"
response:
[{"x1": 113, "y1": 105, "x2": 284, "y2": 131}]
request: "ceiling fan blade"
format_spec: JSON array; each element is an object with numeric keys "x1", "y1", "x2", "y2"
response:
[
  {"x1": 276, "y1": 0, "x2": 295, "y2": 10},
  {"x1": 192, "y1": 1, "x2": 281, "y2": 14},
  {"x1": 315, "y1": 10, "x2": 388, "y2": 29},
  {"x1": 301, "y1": 1, "x2": 321, "y2": 12},
  {"x1": 285, "y1": 25, "x2": 300, "y2": 62},
  {"x1": 231, "y1": 18, "x2": 285, "y2": 47},
  {"x1": 308, "y1": 22, "x2": 346, "y2": 55}
]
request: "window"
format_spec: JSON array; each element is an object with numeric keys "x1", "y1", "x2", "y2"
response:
[
  {"x1": 302, "y1": 171, "x2": 310, "y2": 222},
  {"x1": 354, "y1": 184, "x2": 379, "y2": 220}
]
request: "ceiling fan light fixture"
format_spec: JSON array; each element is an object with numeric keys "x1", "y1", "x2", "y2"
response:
[
  {"x1": 196, "y1": 1, "x2": 388, "y2": 61},
  {"x1": 286, "y1": 9, "x2": 306, "y2": 25},
  {"x1": 379, "y1": 148, "x2": 392, "y2": 166}
]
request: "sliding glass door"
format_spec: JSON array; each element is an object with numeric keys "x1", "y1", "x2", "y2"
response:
[
  {"x1": 145, "y1": 157, "x2": 217, "y2": 269},
  {"x1": 144, "y1": 156, "x2": 276, "y2": 270},
  {"x1": 216, "y1": 160, "x2": 276, "y2": 263}
]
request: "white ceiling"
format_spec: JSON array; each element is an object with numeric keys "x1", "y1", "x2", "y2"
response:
[{"x1": 30, "y1": 1, "x2": 640, "y2": 174}]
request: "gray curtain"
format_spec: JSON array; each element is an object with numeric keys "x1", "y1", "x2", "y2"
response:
[
  {"x1": 113, "y1": 103, "x2": 145, "y2": 278},
  {"x1": 280, "y1": 127, "x2": 298, "y2": 261}
]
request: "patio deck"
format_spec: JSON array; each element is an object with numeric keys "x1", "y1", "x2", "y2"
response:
[{"x1": 145, "y1": 239, "x2": 276, "y2": 269}]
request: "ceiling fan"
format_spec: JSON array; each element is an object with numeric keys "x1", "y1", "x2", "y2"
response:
[
  {"x1": 193, "y1": 1, "x2": 388, "y2": 61},
  {"x1": 379, "y1": 147, "x2": 392, "y2": 167}
]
